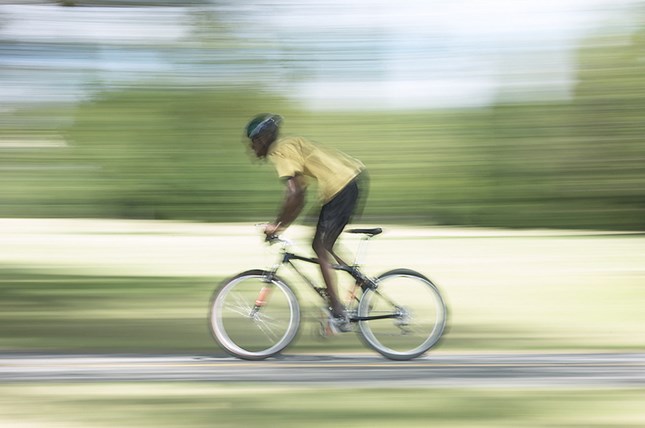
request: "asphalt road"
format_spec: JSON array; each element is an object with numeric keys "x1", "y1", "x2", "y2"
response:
[{"x1": 2, "y1": 353, "x2": 644, "y2": 387}]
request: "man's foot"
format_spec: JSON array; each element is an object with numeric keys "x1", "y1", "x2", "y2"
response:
[{"x1": 329, "y1": 313, "x2": 352, "y2": 333}]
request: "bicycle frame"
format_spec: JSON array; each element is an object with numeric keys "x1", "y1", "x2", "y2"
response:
[
  {"x1": 262, "y1": 236, "x2": 400, "y2": 322},
  {"x1": 210, "y1": 228, "x2": 447, "y2": 360}
]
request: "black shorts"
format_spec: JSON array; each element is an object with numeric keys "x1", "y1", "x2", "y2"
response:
[{"x1": 314, "y1": 177, "x2": 361, "y2": 249}]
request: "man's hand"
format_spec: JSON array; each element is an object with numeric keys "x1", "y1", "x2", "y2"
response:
[{"x1": 264, "y1": 222, "x2": 282, "y2": 237}]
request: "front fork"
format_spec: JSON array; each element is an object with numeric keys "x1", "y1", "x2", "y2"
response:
[{"x1": 249, "y1": 273, "x2": 275, "y2": 318}]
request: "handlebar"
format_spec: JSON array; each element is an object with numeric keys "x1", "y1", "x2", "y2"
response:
[
  {"x1": 265, "y1": 234, "x2": 293, "y2": 247},
  {"x1": 265, "y1": 234, "x2": 279, "y2": 244},
  {"x1": 256, "y1": 223, "x2": 293, "y2": 247}
]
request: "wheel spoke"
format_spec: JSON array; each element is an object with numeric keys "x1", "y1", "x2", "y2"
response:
[
  {"x1": 252, "y1": 313, "x2": 287, "y2": 341},
  {"x1": 358, "y1": 271, "x2": 446, "y2": 360},
  {"x1": 210, "y1": 272, "x2": 300, "y2": 360},
  {"x1": 223, "y1": 291, "x2": 254, "y2": 317}
]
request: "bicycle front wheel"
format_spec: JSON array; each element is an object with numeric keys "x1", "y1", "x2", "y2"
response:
[
  {"x1": 357, "y1": 269, "x2": 446, "y2": 360},
  {"x1": 209, "y1": 269, "x2": 300, "y2": 360}
]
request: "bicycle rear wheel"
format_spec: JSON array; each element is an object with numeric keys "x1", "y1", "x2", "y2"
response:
[
  {"x1": 209, "y1": 269, "x2": 300, "y2": 360},
  {"x1": 357, "y1": 269, "x2": 446, "y2": 360}
]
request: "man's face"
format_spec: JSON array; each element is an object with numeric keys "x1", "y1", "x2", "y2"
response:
[{"x1": 250, "y1": 131, "x2": 274, "y2": 158}]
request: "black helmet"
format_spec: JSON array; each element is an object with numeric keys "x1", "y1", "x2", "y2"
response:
[{"x1": 245, "y1": 113, "x2": 282, "y2": 139}]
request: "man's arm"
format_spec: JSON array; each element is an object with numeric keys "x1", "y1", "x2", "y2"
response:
[{"x1": 265, "y1": 175, "x2": 306, "y2": 236}]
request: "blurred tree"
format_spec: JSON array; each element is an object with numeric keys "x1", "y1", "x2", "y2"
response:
[
  {"x1": 564, "y1": 12, "x2": 645, "y2": 228},
  {"x1": 68, "y1": 87, "x2": 293, "y2": 220},
  {"x1": 5, "y1": 3, "x2": 645, "y2": 229},
  {"x1": 432, "y1": 10, "x2": 645, "y2": 230}
]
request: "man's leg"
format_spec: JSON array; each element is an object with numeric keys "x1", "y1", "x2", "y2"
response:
[
  {"x1": 312, "y1": 180, "x2": 359, "y2": 318},
  {"x1": 312, "y1": 235, "x2": 345, "y2": 317}
]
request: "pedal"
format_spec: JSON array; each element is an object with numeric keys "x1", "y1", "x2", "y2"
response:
[{"x1": 312, "y1": 319, "x2": 334, "y2": 339}]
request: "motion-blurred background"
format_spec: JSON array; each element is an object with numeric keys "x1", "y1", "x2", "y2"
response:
[
  {"x1": 2, "y1": 3, "x2": 645, "y2": 426},
  {"x1": 2, "y1": 0, "x2": 644, "y2": 229}
]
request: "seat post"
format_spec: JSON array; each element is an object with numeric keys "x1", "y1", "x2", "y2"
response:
[
  {"x1": 353, "y1": 234, "x2": 371, "y2": 267},
  {"x1": 346, "y1": 227, "x2": 382, "y2": 266}
]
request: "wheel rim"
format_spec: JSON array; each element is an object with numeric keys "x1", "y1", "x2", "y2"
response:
[
  {"x1": 211, "y1": 275, "x2": 299, "y2": 358},
  {"x1": 358, "y1": 274, "x2": 445, "y2": 359}
]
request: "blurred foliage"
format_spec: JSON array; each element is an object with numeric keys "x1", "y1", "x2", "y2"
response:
[
  {"x1": 67, "y1": 88, "x2": 296, "y2": 220},
  {"x1": 1, "y1": 16, "x2": 645, "y2": 229}
]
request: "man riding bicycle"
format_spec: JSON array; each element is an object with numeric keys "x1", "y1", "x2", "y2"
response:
[{"x1": 244, "y1": 113, "x2": 367, "y2": 331}]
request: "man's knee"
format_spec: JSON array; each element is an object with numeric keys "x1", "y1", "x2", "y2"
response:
[{"x1": 312, "y1": 235, "x2": 331, "y2": 255}]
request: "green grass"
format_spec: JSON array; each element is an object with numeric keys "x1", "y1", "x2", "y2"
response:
[
  {"x1": 0, "y1": 271, "x2": 213, "y2": 353},
  {"x1": 0, "y1": 269, "x2": 371, "y2": 354},
  {"x1": 1, "y1": 384, "x2": 644, "y2": 427},
  {"x1": 2, "y1": 220, "x2": 645, "y2": 355},
  {"x1": 2, "y1": 265, "x2": 642, "y2": 355}
]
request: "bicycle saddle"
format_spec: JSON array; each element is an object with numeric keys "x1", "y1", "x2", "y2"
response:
[{"x1": 346, "y1": 227, "x2": 383, "y2": 237}]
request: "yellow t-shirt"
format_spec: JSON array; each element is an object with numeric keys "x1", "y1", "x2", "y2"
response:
[{"x1": 267, "y1": 136, "x2": 364, "y2": 203}]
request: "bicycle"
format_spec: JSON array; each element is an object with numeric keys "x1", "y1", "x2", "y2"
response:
[{"x1": 208, "y1": 227, "x2": 447, "y2": 361}]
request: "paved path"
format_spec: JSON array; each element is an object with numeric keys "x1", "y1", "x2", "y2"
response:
[{"x1": 2, "y1": 353, "x2": 644, "y2": 387}]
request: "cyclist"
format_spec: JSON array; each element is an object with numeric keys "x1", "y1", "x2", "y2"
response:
[{"x1": 244, "y1": 113, "x2": 367, "y2": 332}]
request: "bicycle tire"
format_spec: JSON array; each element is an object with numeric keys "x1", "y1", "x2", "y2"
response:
[
  {"x1": 209, "y1": 269, "x2": 300, "y2": 360},
  {"x1": 357, "y1": 269, "x2": 446, "y2": 360}
]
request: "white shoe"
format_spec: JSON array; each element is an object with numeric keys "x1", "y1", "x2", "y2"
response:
[{"x1": 329, "y1": 314, "x2": 352, "y2": 333}]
